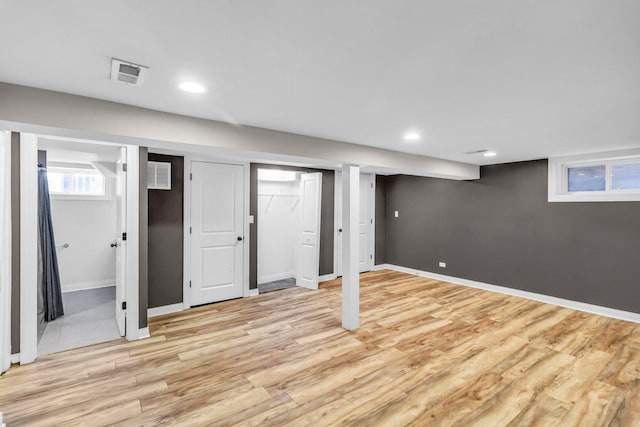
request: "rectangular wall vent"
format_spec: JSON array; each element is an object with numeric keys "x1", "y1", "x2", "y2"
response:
[
  {"x1": 111, "y1": 58, "x2": 149, "y2": 87},
  {"x1": 148, "y1": 161, "x2": 171, "y2": 190}
]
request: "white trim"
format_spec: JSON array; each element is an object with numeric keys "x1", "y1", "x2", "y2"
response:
[
  {"x1": 548, "y1": 149, "x2": 640, "y2": 202},
  {"x1": 137, "y1": 327, "x2": 150, "y2": 339},
  {"x1": 376, "y1": 264, "x2": 640, "y2": 324},
  {"x1": 10, "y1": 353, "x2": 20, "y2": 364},
  {"x1": 0, "y1": 131, "x2": 11, "y2": 373},
  {"x1": 258, "y1": 271, "x2": 296, "y2": 284},
  {"x1": 124, "y1": 145, "x2": 140, "y2": 340},
  {"x1": 246, "y1": 288, "x2": 259, "y2": 297},
  {"x1": 61, "y1": 279, "x2": 114, "y2": 293},
  {"x1": 148, "y1": 303, "x2": 184, "y2": 318},
  {"x1": 182, "y1": 155, "x2": 192, "y2": 309},
  {"x1": 20, "y1": 133, "x2": 38, "y2": 364},
  {"x1": 333, "y1": 171, "x2": 341, "y2": 278},
  {"x1": 319, "y1": 273, "x2": 337, "y2": 283},
  {"x1": 243, "y1": 163, "x2": 250, "y2": 298}
]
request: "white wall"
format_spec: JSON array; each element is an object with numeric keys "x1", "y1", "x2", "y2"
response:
[
  {"x1": 50, "y1": 179, "x2": 117, "y2": 292},
  {"x1": 257, "y1": 178, "x2": 300, "y2": 284}
]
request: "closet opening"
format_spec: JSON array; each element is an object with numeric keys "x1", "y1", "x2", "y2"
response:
[{"x1": 257, "y1": 168, "x2": 322, "y2": 293}]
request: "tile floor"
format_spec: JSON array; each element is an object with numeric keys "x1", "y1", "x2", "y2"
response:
[
  {"x1": 258, "y1": 277, "x2": 297, "y2": 294},
  {"x1": 37, "y1": 286, "x2": 122, "y2": 356}
]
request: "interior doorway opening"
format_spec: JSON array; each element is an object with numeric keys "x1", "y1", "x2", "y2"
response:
[
  {"x1": 35, "y1": 136, "x2": 127, "y2": 356},
  {"x1": 335, "y1": 173, "x2": 375, "y2": 277},
  {"x1": 257, "y1": 168, "x2": 322, "y2": 293}
]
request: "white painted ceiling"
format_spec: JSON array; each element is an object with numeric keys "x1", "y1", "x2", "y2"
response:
[
  {"x1": 1, "y1": 1, "x2": 639, "y2": 165},
  {"x1": 38, "y1": 137, "x2": 121, "y2": 163}
]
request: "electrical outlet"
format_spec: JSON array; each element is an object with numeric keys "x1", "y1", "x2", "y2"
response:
[
  {"x1": 394, "y1": 210, "x2": 399, "y2": 218},
  {"x1": 438, "y1": 262, "x2": 446, "y2": 268}
]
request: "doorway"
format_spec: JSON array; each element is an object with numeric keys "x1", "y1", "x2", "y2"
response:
[
  {"x1": 257, "y1": 168, "x2": 323, "y2": 293},
  {"x1": 335, "y1": 173, "x2": 375, "y2": 276},
  {"x1": 34, "y1": 136, "x2": 127, "y2": 356}
]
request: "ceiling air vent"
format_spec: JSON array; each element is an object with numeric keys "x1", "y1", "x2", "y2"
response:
[
  {"x1": 111, "y1": 58, "x2": 149, "y2": 87},
  {"x1": 147, "y1": 161, "x2": 171, "y2": 190}
]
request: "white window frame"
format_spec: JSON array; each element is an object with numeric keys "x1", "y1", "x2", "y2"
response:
[
  {"x1": 548, "y1": 148, "x2": 640, "y2": 202},
  {"x1": 47, "y1": 163, "x2": 111, "y2": 200}
]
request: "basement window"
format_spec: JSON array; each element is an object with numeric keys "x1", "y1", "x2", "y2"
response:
[
  {"x1": 47, "y1": 162, "x2": 108, "y2": 199},
  {"x1": 548, "y1": 150, "x2": 640, "y2": 202}
]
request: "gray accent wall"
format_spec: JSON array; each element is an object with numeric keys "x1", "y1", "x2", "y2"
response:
[
  {"x1": 139, "y1": 147, "x2": 148, "y2": 329},
  {"x1": 250, "y1": 164, "x2": 334, "y2": 290},
  {"x1": 384, "y1": 159, "x2": 640, "y2": 313},
  {"x1": 148, "y1": 153, "x2": 184, "y2": 308},
  {"x1": 11, "y1": 132, "x2": 20, "y2": 354}
]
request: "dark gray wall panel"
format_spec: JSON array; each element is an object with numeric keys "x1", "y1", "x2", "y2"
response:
[
  {"x1": 148, "y1": 153, "x2": 184, "y2": 308},
  {"x1": 138, "y1": 147, "x2": 148, "y2": 329},
  {"x1": 250, "y1": 164, "x2": 334, "y2": 290},
  {"x1": 11, "y1": 132, "x2": 20, "y2": 354},
  {"x1": 385, "y1": 160, "x2": 640, "y2": 313},
  {"x1": 375, "y1": 175, "x2": 387, "y2": 265}
]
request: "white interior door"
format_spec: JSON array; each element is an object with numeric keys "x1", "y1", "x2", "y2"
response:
[
  {"x1": 296, "y1": 172, "x2": 322, "y2": 290},
  {"x1": 114, "y1": 147, "x2": 127, "y2": 336},
  {"x1": 191, "y1": 161, "x2": 244, "y2": 305},
  {"x1": 335, "y1": 171, "x2": 343, "y2": 277},
  {"x1": 358, "y1": 174, "x2": 374, "y2": 273},
  {"x1": 335, "y1": 172, "x2": 374, "y2": 276}
]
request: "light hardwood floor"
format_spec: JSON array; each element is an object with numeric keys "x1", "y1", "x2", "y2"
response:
[{"x1": 1, "y1": 270, "x2": 639, "y2": 426}]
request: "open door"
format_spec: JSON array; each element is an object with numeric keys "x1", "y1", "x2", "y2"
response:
[
  {"x1": 358, "y1": 174, "x2": 374, "y2": 273},
  {"x1": 335, "y1": 172, "x2": 374, "y2": 276},
  {"x1": 115, "y1": 147, "x2": 126, "y2": 336},
  {"x1": 296, "y1": 172, "x2": 322, "y2": 290}
]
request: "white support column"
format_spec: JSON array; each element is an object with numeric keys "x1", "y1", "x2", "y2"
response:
[{"x1": 341, "y1": 165, "x2": 359, "y2": 330}]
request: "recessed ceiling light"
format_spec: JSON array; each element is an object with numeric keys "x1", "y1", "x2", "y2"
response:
[
  {"x1": 483, "y1": 151, "x2": 497, "y2": 157},
  {"x1": 179, "y1": 81, "x2": 207, "y2": 93},
  {"x1": 404, "y1": 132, "x2": 421, "y2": 141}
]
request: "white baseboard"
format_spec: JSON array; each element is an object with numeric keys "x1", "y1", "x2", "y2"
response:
[
  {"x1": 376, "y1": 264, "x2": 640, "y2": 324},
  {"x1": 10, "y1": 353, "x2": 20, "y2": 364},
  {"x1": 319, "y1": 274, "x2": 337, "y2": 283},
  {"x1": 62, "y1": 279, "x2": 115, "y2": 293},
  {"x1": 148, "y1": 303, "x2": 184, "y2": 318},
  {"x1": 138, "y1": 327, "x2": 150, "y2": 339},
  {"x1": 258, "y1": 271, "x2": 295, "y2": 284},
  {"x1": 246, "y1": 288, "x2": 259, "y2": 297}
]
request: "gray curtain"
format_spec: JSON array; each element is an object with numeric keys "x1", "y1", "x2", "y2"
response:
[{"x1": 38, "y1": 164, "x2": 64, "y2": 321}]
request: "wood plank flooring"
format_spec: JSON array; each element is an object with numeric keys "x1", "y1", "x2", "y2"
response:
[{"x1": 1, "y1": 270, "x2": 639, "y2": 426}]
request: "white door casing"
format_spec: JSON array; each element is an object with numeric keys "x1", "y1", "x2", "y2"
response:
[
  {"x1": 296, "y1": 172, "x2": 322, "y2": 290},
  {"x1": 190, "y1": 161, "x2": 244, "y2": 305},
  {"x1": 0, "y1": 131, "x2": 11, "y2": 373},
  {"x1": 115, "y1": 147, "x2": 127, "y2": 336}
]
